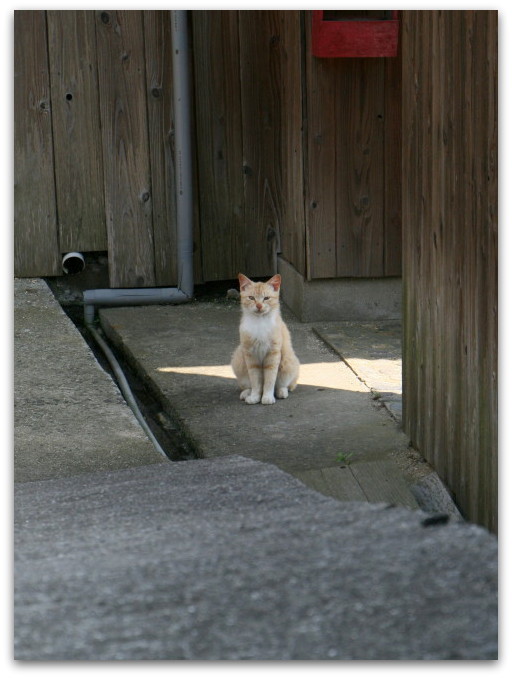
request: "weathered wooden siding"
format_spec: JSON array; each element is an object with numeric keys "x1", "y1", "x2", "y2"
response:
[
  {"x1": 14, "y1": 10, "x2": 188, "y2": 288},
  {"x1": 14, "y1": 11, "x2": 61, "y2": 277},
  {"x1": 15, "y1": 9, "x2": 401, "y2": 285},
  {"x1": 193, "y1": 9, "x2": 401, "y2": 281},
  {"x1": 304, "y1": 11, "x2": 402, "y2": 279},
  {"x1": 239, "y1": 11, "x2": 281, "y2": 277},
  {"x1": 193, "y1": 10, "x2": 305, "y2": 281},
  {"x1": 96, "y1": 10, "x2": 156, "y2": 288},
  {"x1": 192, "y1": 11, "x2": 244, "y2": 281},
  {"x1": 402, "y1": 10, "x2": 498, "y2": 532},
  {"x1": 143, "y1": 10, "x2": 176, "y2": 286},
  {"x1": 47, "y1": 11, "x2": 107, "y2": 254}
]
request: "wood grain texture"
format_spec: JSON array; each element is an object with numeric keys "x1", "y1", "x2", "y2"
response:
[
  {"x1": 47, "y1": 10, "x2": 107, "y2": 253},
  {"x1": 143, "y1": 10, "x2": 177, "y2": 285},
  {"x1": 275, "y1": 11, "x2": 306, "y2": 277},
  {"x1": 194, "y1": 10, "x2": 305, "y2": 282},
  {"x1": 335, "y1": 58, "x2": 385, "y2": 277},
  {"x1": 96, "y1": 9, "x2": 155, "y2": 288},
  {"x1": 383, "y1": 46, "x2": 402, "y2": 275},
  {"x1": 304, "y1": 14, "x2": 337, "y2": 280},
  {"x1": 16, "y1": 10, "x2": 402, "y2": 285},
  {"x1": 192, "y1": 10, "x2": 245, "y2": 281},
  {"x1": 402, "y1": 10, "x2": 497, "y2": 532},
  {"x1": 239, "y1": 10, "x2": 283, "y2": 278},
  {"x1": 304, "y1": 9, "x2": 401, "y2": 280},
  {"x1": 14, "y1": 11, "x2": 61, "y2": 276}
]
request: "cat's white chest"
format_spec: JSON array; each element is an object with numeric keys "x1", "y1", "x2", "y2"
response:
[{"x1": 241, "y1": 313, "x2": 277, "y2": 362}]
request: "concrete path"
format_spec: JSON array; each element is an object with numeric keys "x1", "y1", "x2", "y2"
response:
[
  {"x1": 100, "y1": 300, "x2": 426, "y2": 508},
  {"x1": 314, "y1": 320, "x2": 403, "y2": 422},
  {"x1": 14, "y1": 279, "x2": 163, "y2": 482}
]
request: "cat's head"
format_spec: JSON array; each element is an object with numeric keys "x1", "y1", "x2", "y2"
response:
[{"x1": 238, "y1": 273, "x2": 281, "y2": 316}]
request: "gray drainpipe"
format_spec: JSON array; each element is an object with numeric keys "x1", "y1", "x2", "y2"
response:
[
  {"x1": 84, "y1": 10, "x2": 194, "y2": 325},
  {"x1": 83, "y1": 11, "x2": 194, "y2": 459}
]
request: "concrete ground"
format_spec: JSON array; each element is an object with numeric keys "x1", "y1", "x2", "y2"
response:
[
  {"x1": 314, "y1": 319, "x2": 403, "y2": 423},
  {"x1": 13, "y1": 278, "x2": 498, "y2": 660},
  {"x1": 14, "y1": 278, "x2": 163, "y2": 482},
  {"x1": 99, "y1": 297, "x2": 438, "y2": 509}
]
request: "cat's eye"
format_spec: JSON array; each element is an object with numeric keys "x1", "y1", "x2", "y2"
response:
[
  {"x1": 248, "y1": 296, "x2": 255, "y2": 300},
  {"x1": 263, "y1": 297, "x2": 270, "y2": 301}
]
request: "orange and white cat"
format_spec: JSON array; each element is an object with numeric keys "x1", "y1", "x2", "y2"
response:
[{"x1": 231, "y1": 273, "x2": 300, "y2": 405}]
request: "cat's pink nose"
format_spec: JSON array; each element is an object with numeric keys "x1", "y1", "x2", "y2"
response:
[{"x1": 256, "y1": 303, "x2": 262, "y2": 310}]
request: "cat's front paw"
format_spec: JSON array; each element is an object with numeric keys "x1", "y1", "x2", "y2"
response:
[
  {"x1": 240, "y1": 389, "x2": 251, "y2": 401},
  {"x1": 276, "y1": 387, "x2": 289, "y2": 399},
  {"x1": 245, "y1": 393, "x2": 261, "y2": 405},
  {"x1": 261, "y1": 393, "x2": 276, "y2": 405}
]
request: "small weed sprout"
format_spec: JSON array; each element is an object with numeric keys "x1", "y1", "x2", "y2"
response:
[{"x1": 336, "y1": 452, "x2": 355, "y2": 466}]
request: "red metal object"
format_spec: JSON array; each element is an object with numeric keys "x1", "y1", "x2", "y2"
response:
[{"x1": 311, "y1": 10, "x2": 399, "y2": 58}]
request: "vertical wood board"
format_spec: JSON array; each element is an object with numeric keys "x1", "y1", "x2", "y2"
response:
[
  {"x1": 304, "y1": 14, "x2": 338, "y2": 279},
  {"x1": 383, "y1": 51, "x2": 402, "y2": 275},
  {"x1": 14, "y1": 11, "x2": 61, "y2": 277},
  {"x1": 335, "y1": 58, "x2": 385, "y2": 277},
  {"x1": 402, "y1": 10, "x2": 497, "y2": 532},
  {"x1": 304, "y1": 8, "x2": 401, "y2": 280},
  {"x1": 15, "y1": 10, "x2": 405, "y2": 288},
  {"x1": 47, "y1": 10, "x2": 107, "y2": 253},
  {"x1": 143, "y1": 10, "x2": 177, "y2": 285},
  {"x1": 275, "y1": 11, "x2": 306, "y2": 277},
  {"x1": 192, "y1": 11, "x2": 245, "y2": 281},
  {"x1": 239, "y1": 10, "x2": 283, "y2": 278},
  {"x1": 95, "y1": 9, "x2": 155, "y2": 288}
]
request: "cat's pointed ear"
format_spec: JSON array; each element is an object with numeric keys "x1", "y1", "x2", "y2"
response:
[
  {"x1": 238, "y1": 273, "x2": 252, "y2": 291},
  {"x1": 267, "y1": 274, "x2": 281, "y2": 292}
]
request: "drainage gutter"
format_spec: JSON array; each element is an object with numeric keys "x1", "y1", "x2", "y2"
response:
[{"x1": 82, "y1": 11, "x2": 195, "y2": 459}]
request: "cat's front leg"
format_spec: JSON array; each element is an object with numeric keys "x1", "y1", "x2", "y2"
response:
[
  {"x1": 244, "y1": 352, "x2": 263, "y2": 404},
  {"x1": 261, "y1": 350, "x2": 280, "y2": 405}
]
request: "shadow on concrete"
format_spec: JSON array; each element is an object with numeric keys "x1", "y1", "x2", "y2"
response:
[{"x1": 100, "y1": 304, "x2": 410, "y2": 475}]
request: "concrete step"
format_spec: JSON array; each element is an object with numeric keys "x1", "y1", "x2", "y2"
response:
[
  {"x1": 14, "y1": 456, "x2": 497, "y2": 660},
  {"x1": 14, "y1": 279, "x2": 164, "y2": 483}
]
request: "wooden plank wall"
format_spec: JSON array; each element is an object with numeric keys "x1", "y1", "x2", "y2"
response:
[
  {"x1": 304, "y1": 11, "x2": 402, "y2": 279},
  {"x1": 192, "y1": 11, "x2": 245, "y2": 281},
  {"x1": 15, "y1": 9, "x2": 401, "y2": 285},
  {"x1": 193, "y1": 9, "x2": 401, "y2": 282},
  {"x1": 402, "y1": 11, "x2": 498, "y2": 532},
  {"x1": 96, "y1": 10, "x2": 156, "y2": 287},
  {"x1": 142, "y1": 10, "x2": 178, "y2": 286},
  {"x1": 14, "y1": 10, "x2": 188, "y2": 287},
  {"x1": 46, "y1": 11, "x2": 107, "y2": 254},
  {"x1": 192, "y1": 10, "x2": 305, "y2": 281},
  {"x1": 14, "y1": 11, "x2": 61, "y2": 277}
]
